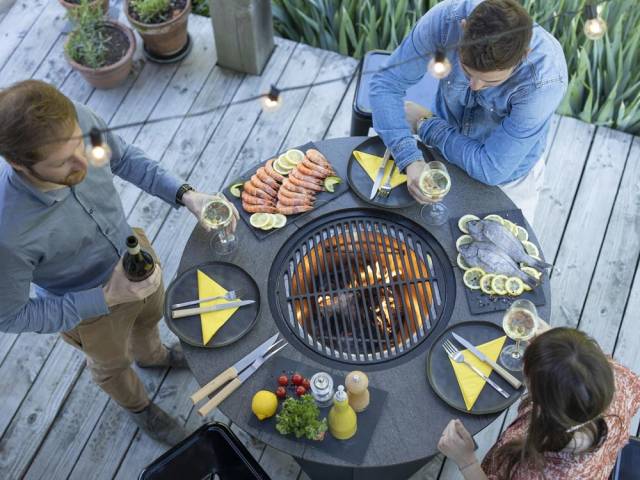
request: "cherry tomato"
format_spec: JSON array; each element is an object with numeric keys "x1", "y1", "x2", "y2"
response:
[
  {"x1": 276, "y1": 386, "x2": 287, "y2": 399},
  {"x1": 296, "y1": 386, "x2": 306, "y2": 397},
  {"x1": 301, "y1": 378, "x2": 311, "y2": 390},
  {"x1": 292, "y1": 373, "x2": 303, "y2": 386},
  {"x1": 277, "y1": 374, "x2": 288, "y2": 386}
]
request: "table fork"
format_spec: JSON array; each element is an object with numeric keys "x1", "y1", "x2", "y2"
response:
[
  {"x1": 378, "y1": 162, "x2": 396, "y2": 198},
  {"x1": 442, "y1": 339, "x2": 510, "y2": 399},
  {"x1": 171, "y1": 290, "x2": 240, "y2": 309}
]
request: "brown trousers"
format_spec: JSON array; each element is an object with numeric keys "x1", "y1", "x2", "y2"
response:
[{"x1": 60, "y1": 229, "x2": 167, "y2": 412}]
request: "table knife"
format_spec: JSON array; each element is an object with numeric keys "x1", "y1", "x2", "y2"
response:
[
  {"x1": 171, "y1": 299, "x2": 255, "y2": 319},
  {"x1": 369, "y1": 148, "x2": 391, "y2": 200},
  {"x1": 452, "y1": 332, "x2": 522, "y2": 389}
]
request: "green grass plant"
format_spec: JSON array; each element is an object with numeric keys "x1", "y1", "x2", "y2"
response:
[
  {"x1": 65, "y1": 0, "x2": 109, "y2": 69},
  {"x1": 130, "y1": 0, "x2": 171, "y2": 24}
]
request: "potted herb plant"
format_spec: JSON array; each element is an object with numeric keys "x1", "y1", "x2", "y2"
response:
[
  {"x1": 64, "y1": 0, "x2": 136, "y2": 89},
  {"x1": 125, "y1": 0, "x2": 191, "y2": 60},
  {"x1": 58, "y1": 0, "x2": 110, "y2": 14}
]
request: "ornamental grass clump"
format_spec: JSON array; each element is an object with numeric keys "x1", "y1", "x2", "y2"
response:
[
  {"x1": 65, "y1": 0, "x2": 109, "y2": 69},
  {"x1": 130, "y1": 0, "x2": 171, "y2": 24}
]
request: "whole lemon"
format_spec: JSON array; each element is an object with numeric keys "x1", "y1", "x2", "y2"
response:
[{"x1": 251, "y1": 390, "x2": 278, "y2": 420}]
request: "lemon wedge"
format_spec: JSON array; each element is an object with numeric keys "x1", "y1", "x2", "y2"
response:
[
  {"x1": 323, "y1": 176, "x2": 342, "y2": 193},
  {"x1": 229, "y1": 182, "x2": 243, "y2": 198}
]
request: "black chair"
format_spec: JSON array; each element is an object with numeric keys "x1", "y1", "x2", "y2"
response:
[
  {"x1": 351, "y1": 49, "x2": 440, "y2": 137},
  {"x1": 139, "y1": 422, "x2": 270, "y2": 480},
  {"x1": 611, "y1": 436, "x2": 640, "y2": 480}
]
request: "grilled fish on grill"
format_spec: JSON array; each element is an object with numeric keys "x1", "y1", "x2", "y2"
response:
[
  {"x1": 458, "y1": 241, "x2": 539, "y2": 288},
  {"x1": 466, "y1": 219, "x2": 551, "y2": 270}
]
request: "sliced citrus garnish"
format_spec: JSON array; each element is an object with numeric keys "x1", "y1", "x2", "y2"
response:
[
  {"x1": 520, "y1": 266, "x2": 541, "y2": 292},
  {"x1": 249, "y1": 213, "x2": 271, "y2": 229},
  {"x1": 522, "y1": 240, "x2": 540, "y2": 258},
  {"x1": 456, "y1": 234, "x2": 474, "y2": 251},
  {"x1": 272, "y1": 159, "x2": 291, "y2": 176},
  {"x1": 503, "y1": 219, "x2": 519, "y2": 236},
  {"x1": 516, "y1": 225, "x2": 529, "y2": 242},
  {"x1": 463, "y1": 268, "x2": 485, "y2": 290},
  {"x1": 480, "y1": 274, "x2": 495, "y2": 295},
  {"x1": 491, "y1": 274, "x2": 508, "y2": 295},
  {"x1": 484, "y1": 214, "x2": 504, "y2": 225},
  {"x1": 259, "y1": 215, "x2": 275, "y2": 230},
  {"x1": 458, "y1": 214, "x2": 480, "y2": 233},
  {"x1": 272, "y1": 213, "x2": 287, "y2": 228},
  {"x1": 323, "y1": 176, "x2": 342, "y2": 193},
  {"x1": 285, "y1": 149, "x2": 305, "y2": 165},
  {"x1": 457, "y1": 254, "x2": 471, "y2": 270},
  {"x1": 229, "y1": 182, "x2": 243, "y2": 198},
  {"x1": 505, "y1": 277, "x2": 525, "y2": 296}
]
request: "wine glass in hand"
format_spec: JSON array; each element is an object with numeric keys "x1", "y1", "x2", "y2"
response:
[
  {"x1": 501, "y1": 299, "x2": 539, "y2": 371},
  {"x1": 419, "y1": 161, "x2": 451, "y2": 226},
  {"x1": 200, "y1": 194, "x2": 238, "y2": 256}
]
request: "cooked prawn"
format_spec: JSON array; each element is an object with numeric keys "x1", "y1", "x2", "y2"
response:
[
  {"x1": 281, "y1": 179, "x2": 314, "y2": 195},
  {"x1": 265, "y1": 159, "x2": 285, "y2": 183},
  {"x1": 250, "y1": 175, "x2": 278, "y2": 198},
  {"x1": 278, "y1": 186, "x2": 315, "y2": 200},
  {"x1": 305, "y1": 149, "x2": 335, "y2": 172},
  {"x1": 296, "y1": 162, "x2": 327, "y2": 180},
  {"x1": 277, "y1": 190, "x2": 314, "y2": 206},
  {"x1": 242, "y1": 191, "x2": 275, "y2": 206},
  {"x1": 289, "y1": 169, "x2": 323, "y2": 191},
  {"x1": 256, "y1": 167, "x2": 280, "y2": 189},
  {"x1": 277, "y1": 203, "x2": 314, "y2": 215},
  {"x1": 302, "y1": 158, "x2": 333, "y2": 177},
  {"x1": 242, "y1": 202, "x2": 278, "y2": 213},
  {"x1": 243, "y1": 181, "x2": 275, "y2": 200}
]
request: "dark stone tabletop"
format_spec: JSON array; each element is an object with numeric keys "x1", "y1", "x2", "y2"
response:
[{"x1": 177, "y1": 136, "x2": 551, "y2": 469}]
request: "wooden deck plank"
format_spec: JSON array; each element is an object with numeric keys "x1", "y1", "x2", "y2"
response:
[
  {"x1": 0, "y1": 0, "x2": 47, "y2": 72},
  {"x1": 579, "y1": 136, "x2": 640, "y2": 352},
  {"x1": 549, "y1": 127, "x2": 632, "y2": 327},
  {"x1": 323, "y1": 71, "x2": 357, "y2": 140}
]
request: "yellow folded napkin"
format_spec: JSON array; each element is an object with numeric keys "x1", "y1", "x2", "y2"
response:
[
  {"x1": 449, "y1": 335, "x2": 507, "y2": 411},
  {"x1": 197, "y1": 270, "x2": 240, "y2": 345},
  {"x1": 353, "y1": 150, "x2": 407, "y2": 188}
]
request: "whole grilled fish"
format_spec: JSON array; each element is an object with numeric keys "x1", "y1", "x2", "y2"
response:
[
  {"x1": 466, "y1": 220, "x2": 551, "y2": 270},
  {"x1": 459, "y1": 241, "x2": 539, "y2": 288}
]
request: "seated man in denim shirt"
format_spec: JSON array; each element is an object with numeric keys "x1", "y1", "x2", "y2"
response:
[
  {"x1": 370, "y1": 0, "x2": 568, "y2": 222},
  {"x1": 0, "y1": 80, "x2": 236, "y2": 445}
]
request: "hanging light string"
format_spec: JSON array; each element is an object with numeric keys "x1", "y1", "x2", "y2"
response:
[{"x1": 66, "y1": 1, "x2": 610, "y2": 158}]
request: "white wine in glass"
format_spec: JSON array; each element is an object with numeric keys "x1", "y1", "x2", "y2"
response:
[
  {"x1": 201, "y1": 196, "x2": 237, "y2": 256},
  {"x1": 500, "y1": 299, "x2": 538, "y2": 371},
  {"x1": 419, "y1": 161, "x2": 451, "y2": 226}
]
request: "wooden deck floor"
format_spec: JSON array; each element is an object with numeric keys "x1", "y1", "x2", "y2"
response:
[{"x1": 0, "y1": 2, "x2": 638, "y2": 479}]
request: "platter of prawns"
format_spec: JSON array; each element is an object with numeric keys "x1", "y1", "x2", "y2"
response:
[{"x1": 225, "y1": 143, "x2": 344, "y2": 236}]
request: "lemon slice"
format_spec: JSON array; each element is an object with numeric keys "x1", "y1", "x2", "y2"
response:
[
  {"x1": 521, "y1": 266, "x2": 541, "y2": 292},
  {"x1": 229, "y1": 182, "x2": 243, "y2": 198},
  {"x1": 505, "y1": 277, "x2": 525, "y2": 296},
  {"x1": 456, "y1": 234, "x2": 474, "y2": 251},
  {"x1": 491, "y1": 274, "x2": 508, "y2": 295},
  {"x1": 457, "y1": 254, "x2": 471, "y2": 270},
  {"x1": 516, "y1": 225, "x2": 529, "y2": 242},
  {"x1": 458, "y1": 214, "x2": 480, "y2": 233},
  {"x1": 463, "y1": 268, "x2": 485, "y2": 290},
  {"x1": 286, "y1": 149, "x2": 305, "y2": 165},
  {"x1": 484, "y1": 214, "x2": 504, "y2": 225},
  {"x1": 272, "y1": 213, "x2": 287, "y2": 228},
  {"x1": 522, "y1": 240, "x2": 540, "y2": 258},
  {"x1": 259, "y1": 215, "x2": 275, "y2": 230},
  {"x1": 480, "y1": 274, "x2": 495, "y2": 295},
  {"x1": 272, "y1": 159, "x2": 291, "y2": 176},
  {"x1": 278, "y1": 155, "x2": 298, "y2": 170},
  {"x1": 249, "y1": 213, "x2": 271, "y2": 229},
  {"x1": 323, "y1": 176, "x2": 342, "y2": 193}
]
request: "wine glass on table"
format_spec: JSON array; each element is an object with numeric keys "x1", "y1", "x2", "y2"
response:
[
  {"x1": 419, "y1": 161, "x2": 451, "y2": 226},
  {"x1": 201, "y1": 194, "x2": 238, "y2": 256},
  {"x1": 500, "y1": 299, "x2": 539, "y2": 371}
]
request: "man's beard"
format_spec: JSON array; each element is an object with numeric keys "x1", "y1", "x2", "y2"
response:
[{"x1": 27, "y1": 166, "x2": 87, "y2": 186}]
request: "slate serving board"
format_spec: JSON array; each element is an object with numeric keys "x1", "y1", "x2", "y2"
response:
[
  {"x1": 247, "y1": 356, "x2": 388, "y2": 465},
  {"x1": 449, "y1": 209, "x2": 548, "y2": 314},
  {"x1": 224, "y1": 142, "x2": 349, "y2": 240}
]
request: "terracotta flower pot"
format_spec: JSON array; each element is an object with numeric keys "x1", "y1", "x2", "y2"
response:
[
  {"x1": 64, "y1": 21, "x2": 136, "y2": 89},
  {"x1": 125, "y1": 0, "x2": 191, "y2": 58},
  {"x1": 58, "y1": 0, "x2": 110, "y2": 14}
]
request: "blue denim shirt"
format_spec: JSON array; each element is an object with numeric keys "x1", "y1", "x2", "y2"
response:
[
  {"x1": 370, "y1": 0, "x2": 567, "y2": 185},
  {"x1": 0, "y1": 103, "x2": 183, "y2": 334}
]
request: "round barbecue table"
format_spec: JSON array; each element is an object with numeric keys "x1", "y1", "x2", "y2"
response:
[{"x1": 177, "y1": 137, "x2": 552, "y2": 480}]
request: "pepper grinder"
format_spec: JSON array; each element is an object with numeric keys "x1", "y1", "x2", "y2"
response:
[{"x1": 345, "y1": 370, "x2": 370, "y2": 412}]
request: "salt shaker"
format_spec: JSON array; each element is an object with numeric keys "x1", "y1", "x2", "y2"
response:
[
  {"x1": 310, "y1": 371, "x2": 334, "y2": 407},
  {"x1": 345, "y1": 370, "x2": 370, "y2": 412}
]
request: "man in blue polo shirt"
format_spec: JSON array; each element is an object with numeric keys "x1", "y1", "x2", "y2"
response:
[
  {"x1": 370, "y1": 0, "x2": 568, "y2": 222},
  {"x1": 0, "y1": 80, "x2": 233, "y2": 445}
]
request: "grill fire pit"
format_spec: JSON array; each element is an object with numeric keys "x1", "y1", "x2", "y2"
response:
[
  {"x1": 269, "y1": 208, "x2": 455, "y2": 367},
  {"x1": 179, "y1": 137, "x2": 551, "y2": 480}
]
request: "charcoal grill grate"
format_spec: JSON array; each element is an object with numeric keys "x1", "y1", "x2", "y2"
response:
[{"x1": 268, "y1": 209, "x2": 455, "y2": 366}]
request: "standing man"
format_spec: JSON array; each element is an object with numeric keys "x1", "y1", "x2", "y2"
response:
[
  {"x1": 370, "y1": 0, "x2": 568, "y2": 222},
  {"x1": 0, "y1": 80, "x2": 232, "y2": 445}
]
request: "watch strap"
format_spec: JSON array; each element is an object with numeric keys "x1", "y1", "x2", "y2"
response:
[{"x1": 176, "y1": 183, "x2": 194, "y2": 206}]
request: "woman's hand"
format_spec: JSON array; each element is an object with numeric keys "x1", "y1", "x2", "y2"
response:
[
  {"x1": 438, "y1": 419, "x2": 477, "y2": 468},
  {"x1": 182, "y1": 190, "x2": 239, "y2": 231}
]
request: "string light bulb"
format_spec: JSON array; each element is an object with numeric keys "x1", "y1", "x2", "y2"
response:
[
  {"x1": 261, "y1": 85, "x2": 282, "y2": 112},
  {"x1": 428, "y1": 50, "x2": 452, "y2": 79},
  {"x1": 87, "y1": 127, "x2": 111, "y2": 167},
  {"x1": 583, "y1": 3, "x2": 607, "y2": 40}
]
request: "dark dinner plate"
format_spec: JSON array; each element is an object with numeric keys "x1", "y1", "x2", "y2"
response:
[
  {"x1": 164, "y1": 262, "x2": 260, "y2": 348},
  {"x1": 347, "y1": 136, "x2": 435, "y2": 209},
  {"x1": 426, "y1": 320, "x2": 524, "y2": 415}
]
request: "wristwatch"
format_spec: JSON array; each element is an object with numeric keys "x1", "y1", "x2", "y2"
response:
[
  {"x1": 176, "y1": 183, "x2": 195, "y2": 206},
  {"x1": 416, "y1": 115, "x2": 432, "y2": 134}
]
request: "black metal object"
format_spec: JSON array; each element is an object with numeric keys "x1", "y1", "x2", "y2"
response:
[
  {"x1": 138, "y1": 422, "x2": 270, "y2": 480},
  {"x1": 268, "y1": 208, "x2": 455, "y2": 367},
  {"x1": 449, "y1": 209, "x2": 548, "y2": 314}
]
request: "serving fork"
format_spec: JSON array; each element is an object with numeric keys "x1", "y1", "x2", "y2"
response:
[{"x1": 442, "y1": 339, "x2": 510, "y2": 399}]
